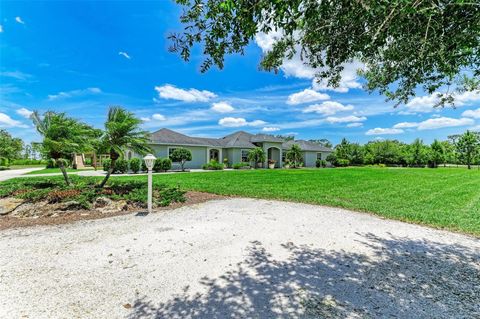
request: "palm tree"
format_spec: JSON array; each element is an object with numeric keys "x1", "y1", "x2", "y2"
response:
[
  {"x1": 98, "y1": 106, "x2": 151, "y2": 188},
  {"x1": 31, "y1": 111, "x2": 99, "y2": 185},
  {"x1": 286, "y1": 144, "x2": 303, "y2": 168}
]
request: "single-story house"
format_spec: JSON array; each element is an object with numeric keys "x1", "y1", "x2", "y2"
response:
[{"x1": 126, "y1": 128, "x2": 332, "y2": 169}]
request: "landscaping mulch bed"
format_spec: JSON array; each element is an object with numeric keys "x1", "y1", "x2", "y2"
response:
[{"x1": 0, "y1": 191, "x2": 226, "y2": 230}]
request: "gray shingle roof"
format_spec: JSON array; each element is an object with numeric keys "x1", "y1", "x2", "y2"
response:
[
  {"x1": 149, "y1": 128, "x2": 333, "y2": 152},
  {"x1": 251, "y1": 134, "x2": 285, "y2": 143},
  {"x1": 282, "y1": 140, "x2": 332, "y2": 152}
]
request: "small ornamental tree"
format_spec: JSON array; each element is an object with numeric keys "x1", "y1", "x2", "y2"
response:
[
  {"x1": 170, "y1": 148, "x2": 192, "y2": 171},
  {"x1": 456, "y1": 130, "x2": 480, "y2": 169},
  {"x1": 247, "y1": 147, "x2": 266, "y2": 169},
  {"x1": 286, "y1": 144, "x2": 302, "y2": 168}
]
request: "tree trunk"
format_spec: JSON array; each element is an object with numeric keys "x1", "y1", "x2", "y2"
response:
[
  {"x1": 181, "y1": 160, "x2": 185, "y2": 171},
  {"x1": 99, "y1": 159, "x2": 116, "y2": 188},
  {"x1": 57, "y1": 159, "x2": 71, "y2": 186}
]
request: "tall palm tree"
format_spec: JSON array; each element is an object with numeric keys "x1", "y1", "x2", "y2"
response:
[
  {"x1": 98, "y1": 106, "x2": 151, "y2": 188},
  {"x1": 31, "y1": 111, "x2": 99, "y2": 185}
]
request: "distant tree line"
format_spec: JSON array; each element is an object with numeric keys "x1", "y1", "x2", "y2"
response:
[{"x1": 327, "y1": 131, "x2": 480, "y2": 169}]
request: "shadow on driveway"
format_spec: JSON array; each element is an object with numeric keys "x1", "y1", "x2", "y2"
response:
[{"x1": 127, "y1": 233, "x2": 479, "y2": 318}]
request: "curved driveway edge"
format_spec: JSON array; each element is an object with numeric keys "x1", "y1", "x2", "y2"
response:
[{"x1": 0, "y1": 198, "x2": 478, "y2": 318}]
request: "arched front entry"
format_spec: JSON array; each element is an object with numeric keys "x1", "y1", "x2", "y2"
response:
[
  {"x1": 209, "y1": 149, "x2": 220, "y2": 162},
  {"x1": 267, "y1": 147, "x2": 281, "y2": 168}
]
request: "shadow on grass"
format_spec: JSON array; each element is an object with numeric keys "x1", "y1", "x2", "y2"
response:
[{"x1": 127, "y1": 233, "x2": 479, "y2": 318}]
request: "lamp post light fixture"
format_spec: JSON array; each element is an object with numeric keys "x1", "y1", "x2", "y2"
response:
[{"x1": 143, "y1": 154, "x2": 156, "y2": 214}]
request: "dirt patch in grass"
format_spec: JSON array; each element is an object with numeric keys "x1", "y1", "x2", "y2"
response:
[{"x1": 0, "y1": 191, "x2": 226, "y2": 230}]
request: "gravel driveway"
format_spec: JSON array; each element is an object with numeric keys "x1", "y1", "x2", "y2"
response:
[{"x1": 0, "y1": 198, "x2": 479, "y2": 318}]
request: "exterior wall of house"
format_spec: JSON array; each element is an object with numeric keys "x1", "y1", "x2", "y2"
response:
[
  {"x1": 302, "y1": 151, "x2": 332, "y2": 167},
  {"x1": 224, "y1": 148, "x2": 251, "y2": 166},
  {"x1": 149, "y1": 144, "x2": 208, "y2": 169}
]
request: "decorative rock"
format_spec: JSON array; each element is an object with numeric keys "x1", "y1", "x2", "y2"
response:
[
  {"x1": 0, "y1": 198, "x2": 25, "y2": 216},
  {"x1": 94, "y1": 197, "x2": 112, "y2": 208},
  {"x1": 10, "y1": 201, "x2": 47, "y2": 218},
  {"x1": 94, "y1": 197, "x2": 128, "y2": 214},
  {"x1": 57, "y1": 201, "x2": 83, "y2": 211}
]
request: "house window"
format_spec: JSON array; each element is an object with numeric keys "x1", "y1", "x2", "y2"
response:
[
  {"x1": 316, "y1": 153, "x2": 322, "y2": 160},
  {"x1": 168, "y1": 147, "x2": 178, "y2": 158},
  {"x1": 241, "y1": 149, "x2": 249, "y2": 162}
]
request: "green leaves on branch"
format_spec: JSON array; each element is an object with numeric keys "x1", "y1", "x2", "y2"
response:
[{"x1": 170, "y1": 0, "x2": 480, "y2": 106}]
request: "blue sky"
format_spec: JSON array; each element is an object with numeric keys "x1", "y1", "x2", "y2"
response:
[{"x1": 1, "y1": 1, "x2": 479, "y2": 145}]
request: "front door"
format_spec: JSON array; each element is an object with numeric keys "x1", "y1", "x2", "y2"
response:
[{"x1": 209, "y1": 149, "x2": 219, "y2": 161}]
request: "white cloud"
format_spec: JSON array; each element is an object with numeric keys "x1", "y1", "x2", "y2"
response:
[
  {"x1": 311, "y1": 61, "x2": 364, "y2": 93},
  {"x1": 366, "y1": 128, "x2": 404, "y2": 136},
  {"x1": 326, "y1": 115, "x2": 366, "y2": 123},
  {"x1": 303, "y1": 101, "x2": 354, "y2": 116},
  {"x1": 393, "y1": 122, "x2": 419, "y2": 129},
  {"x1": 16, "y1": 108, "x2": 33, "y2": 118},
  {"x1": 249, "y1": 120, "x2": 267, "y2": 126},
  {"x1": 15, "y1": 17, "x2": 25, "y2": 24},
  {"x1": 405, "y1": 90, "x2": 480, "y2": 113},
  {"x1": 140, "y1": 117, "x2": 151, "y2": 122},
  {"x1": 152, "y1": 113, "x2": 166, "y2": 121},
  {"x1": 211, "y1": 101, "x2": 234, "y2": 113},
  {"x1": 286, "y1": 89, "x2": 329, "y2": 105},
  {"x1": 47, "y1": 87, "x2": 102, "y2": 100},
  {"x1": 0, "y1": 71, "x2": 32, "y2": 80},
  {"x1": 155, "y1": 84, "x2": 217, "y2": 102},
  {"x1": 255, "y1": 31, "x2": 363, "y2": 92},
  {"x1": 118, "y1": 51, "x2": 131, "y2": 59},
  {"x1": 417, "y1": 117, "x2": 474, "y2": 130},
  {"x1": 462, "y1": 108, "x2": 480, "y2": 119},
  {"x1": 0, "y1": 25, "x2": 3, "y2": 33},
  {"x1": 218, "y1": 117, "x2": 266, "y2": 127},
  {"x1": 0, "y1": 113, "x2": 28, "y2": 128},
  {"x1": 346, "y1": 122, "x2": 363, "y2": 128},
  {"x1": 262, "y1": 127, "x2": 280, "y2": 132}
]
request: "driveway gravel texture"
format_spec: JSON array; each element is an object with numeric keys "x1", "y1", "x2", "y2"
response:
[{"x1": 0, "y1": 198, "x2": 479, "y2": 319}]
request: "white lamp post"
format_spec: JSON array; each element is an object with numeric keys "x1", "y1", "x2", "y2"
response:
[{"x1": 143, "y1": 154, "x2": 156, "y2": 214}]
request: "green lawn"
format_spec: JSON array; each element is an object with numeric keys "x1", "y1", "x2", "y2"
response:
[
  {"x1": 119, "y1": 167, "x2": 480, "y2": 236},
  {"x1": 24, "y1": 168, "x2": 94, "y2": 175}
]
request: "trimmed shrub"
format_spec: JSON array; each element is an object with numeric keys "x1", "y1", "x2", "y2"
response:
[
  {"x1": 129, "y1": 158, "x2": 141, "y2": 174},
  {"x1": 153, "y1": 158, "x2": 163, "y2": 172},
  {"x1": 233, "y1": 162, "x2": 250, "y2": 169},
  {"x1": 202, "y1": 160, "x2": 224, "y2": 170},
  {"x1": 0, "y1": 166, "x2": 9, "y2": 171},
  {"x1": 161, "y1": 158, "x2": 172, "y2": 172},
  {"x1": 46, "y1": 158, "x2": 56, "y2": 168},
  {"x1": 316, "y1": 159, "x2": 327, "y2": 168},
  {"x1": 141, "y1": 160, "x2": 147, "y2": 172},
  {"x1": 113, "y1": 159, "x2": 129, "y2": 174},
  {"x1": 102, "y1": 159, "x2": 111, "y2": 172}
]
